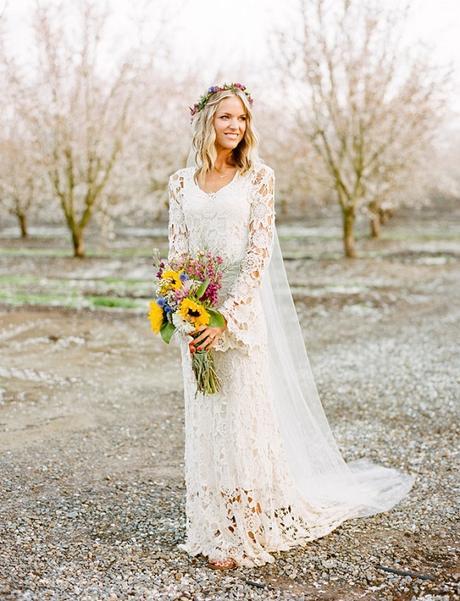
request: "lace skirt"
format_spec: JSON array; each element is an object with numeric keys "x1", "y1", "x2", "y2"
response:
[{"x1": 177, "y1": 334, "x2": 350, "y2": 567}]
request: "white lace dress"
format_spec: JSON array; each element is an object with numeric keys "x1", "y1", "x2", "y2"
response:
[{"x1": 167, "y1": 162, "x2": 372, "y2": 567}]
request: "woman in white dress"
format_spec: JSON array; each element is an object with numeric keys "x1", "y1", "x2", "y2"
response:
[{"x1": 167, "y1": 83, "x2": 414, "y2": 570}]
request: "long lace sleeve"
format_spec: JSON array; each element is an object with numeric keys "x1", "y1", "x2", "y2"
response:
[
  {"x1": 167, "y1": 171, "x2": 189, "y2": 265},
  {"x1": 215, "y1": 164, "x2": 275, "y2": 352}
]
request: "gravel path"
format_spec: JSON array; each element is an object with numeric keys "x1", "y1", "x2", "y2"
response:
[{"x1": 0, "y1": 230, "x2": 459, "y2": 600}]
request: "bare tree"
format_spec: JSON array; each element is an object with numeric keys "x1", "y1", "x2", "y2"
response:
[
  {"x1": 114, "y1": 70, "x2": 198, "y2": 224},
  {"x1": 433, "y1": 126, "x2": 460, "y2": 201},
  {"x1": 1, "y1": 0, "x2": 193, "y2": 250},
  {"x1": 3, "y1": 1, "x2": 139, "y2": 257},
  {"x1": 0, "y1": 133, "x2": 48, "y2": 237},
  {"x1": 0, "y1": 12, "x2": 43, "y2": 237},
  {"x1": 272, "y1": 0, "x2": 449, "y2": 257}
]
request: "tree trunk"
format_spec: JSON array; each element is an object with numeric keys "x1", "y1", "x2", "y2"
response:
[
  {"x1": 280, "y1": 197, "x2": 288, "y2": 217},
  {"x1": 18, "y1": 212, "x2": 28, "y2": 238},
  {"x1": 342, "y1": 206, "x2": 357, "y2": 258},
  {"x1": 380, "y1": 207, "x2": 394, "y2": 224},
  {"x1": 369, "y1": 213, "x2": 380, "y2": 238},
  {"x1": 72, "y1": 228, "x2": 85, "y2": 258}
]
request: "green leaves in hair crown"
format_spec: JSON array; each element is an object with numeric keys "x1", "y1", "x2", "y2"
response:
[{"x1": 189, "y1": 82, "x2": 254, "y2": 122}]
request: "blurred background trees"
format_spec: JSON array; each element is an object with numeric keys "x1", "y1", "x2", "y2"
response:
[
  {"x1": 3, "y1": 2, "x2": 144, "y2": 257},
  {"x1": 0, "y1": 0, "x2": 458, "y2": 258},
  {"x1": 272, "y1": 0, "x2": 451, "y2": 257}
]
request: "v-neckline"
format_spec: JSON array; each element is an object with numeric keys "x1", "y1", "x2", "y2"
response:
[{"x1": 192, "y1": 167, "x2": 239, "y2": 196}]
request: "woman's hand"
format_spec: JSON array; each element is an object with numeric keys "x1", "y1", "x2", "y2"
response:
[{"x1": 190, "y1": 319, "x2": 227, "y2": 352}]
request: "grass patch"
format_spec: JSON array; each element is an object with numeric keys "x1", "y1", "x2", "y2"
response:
[
  {"x1": 0, "y1": 248, "x2": 73, "y2": 257},
  {"x1": 0, "y1": 274, "x2": 148, "y2": 288},
  {"x1": 0, "y1": 245, "x2": 161, "y2": 259},
  {"x1": 98, "y1": 276, "x2": 149, "y2": 287},
  {"x1": 89, "y1": 296, "x2": 141, "y2": 309},
  {"x1": 0, "y1": 291, "x2": 80, "y2": 307},
  {"x1": 0, "y1": 275, "x2": 43, "y2": 286},
  {"x1": 86, "y1": 247, "x2": 161, "y2": 258},
  {"x1": 0, "y1": 288, "x2": 147, "y2": 311},
  {"x1": 379, "y1": 230, "x2": 460, "y2": 242}
]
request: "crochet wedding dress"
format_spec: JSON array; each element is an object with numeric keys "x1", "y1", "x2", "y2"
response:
[{"x1": 167, "y1": 160, "x2": 414, "y2": 567}]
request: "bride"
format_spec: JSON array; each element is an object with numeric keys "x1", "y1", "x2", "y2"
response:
[{"x1": 167, "y1": 82, "x2": 414, "y2": 570}]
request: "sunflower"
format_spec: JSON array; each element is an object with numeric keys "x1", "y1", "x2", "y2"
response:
[
  {"x1": 178, "y1": 298, "x2": 210, "y2": 327},
  {"x1": 148, "y1": 300, "x2": 165, "y2": 334},
  {"x1": 160, "y1": 269, "x2": 184, "y2": 292}
]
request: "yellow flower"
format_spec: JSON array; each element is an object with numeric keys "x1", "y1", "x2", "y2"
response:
[
  {"x1": 179, "y1": 298, "x2": 210, "y2": 327},
  {"x1": 160, "y1": 269, "x2": 183, "y2": 291},
  {"x1": 148, "y1": 300, "x2": 165, "y2": 334}
]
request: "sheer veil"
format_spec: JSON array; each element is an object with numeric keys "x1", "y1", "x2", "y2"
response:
[{"x1": 185, "y1": 145, "x2": 414, "y2": 518}]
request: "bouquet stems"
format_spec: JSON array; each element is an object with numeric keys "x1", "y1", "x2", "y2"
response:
[{"x1": 190, "y1": 344, "x2": 222, "y2": 398}]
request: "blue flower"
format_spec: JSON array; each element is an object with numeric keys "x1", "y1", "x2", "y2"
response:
[
  {"x1": 156, "y1": 297, "x2": 166, "y2": 307},
  {"x1": 164, "y1": 304, "x2": 172, "y2": 314},
  {"x1": 179, "y1": 272, "x2": 189, "y2": 282}
]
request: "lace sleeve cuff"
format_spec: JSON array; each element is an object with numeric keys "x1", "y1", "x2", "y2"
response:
[{"x1": 213, "y1": 303, "x2": 258, "y2": 353}]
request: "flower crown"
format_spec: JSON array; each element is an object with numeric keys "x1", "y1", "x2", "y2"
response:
[{"x1": 189, "y1": 82, "x2": 254, "y2": 122}]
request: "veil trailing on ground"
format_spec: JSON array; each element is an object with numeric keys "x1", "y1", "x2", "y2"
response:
[{"x1": 185, "y1": 147, "x2": 414, "y2": 518}]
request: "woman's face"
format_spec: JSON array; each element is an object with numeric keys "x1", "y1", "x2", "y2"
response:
[{"x1": 213, "y1": 95, "x2": 247, "y2": 152}]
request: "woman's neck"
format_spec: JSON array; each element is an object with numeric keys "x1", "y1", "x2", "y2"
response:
[{"x1": 214, "y1": 149, "x2": 235, "y2": 171}]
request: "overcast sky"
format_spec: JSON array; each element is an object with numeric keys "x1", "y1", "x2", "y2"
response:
[{"x1": 3, "y1": 0, "x2": 460, "y2": 115}]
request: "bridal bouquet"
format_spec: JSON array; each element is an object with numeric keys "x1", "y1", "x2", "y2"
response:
[{"x1": 148, "y1": 248, "x2": 229, "y2": 396}]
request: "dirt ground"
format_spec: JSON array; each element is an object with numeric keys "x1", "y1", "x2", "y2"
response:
[{"x1": 0, "y1": 205, "x2": 459, "y2": 600}]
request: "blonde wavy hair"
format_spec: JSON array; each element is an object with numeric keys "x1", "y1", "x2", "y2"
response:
[{"x1": 189, "y1": 88, "x2": 261, "y2": 184}]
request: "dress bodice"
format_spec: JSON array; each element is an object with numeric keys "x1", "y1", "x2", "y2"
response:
[{"x1": 173, "y1": 165, "x2": 253, "y2": 265}]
